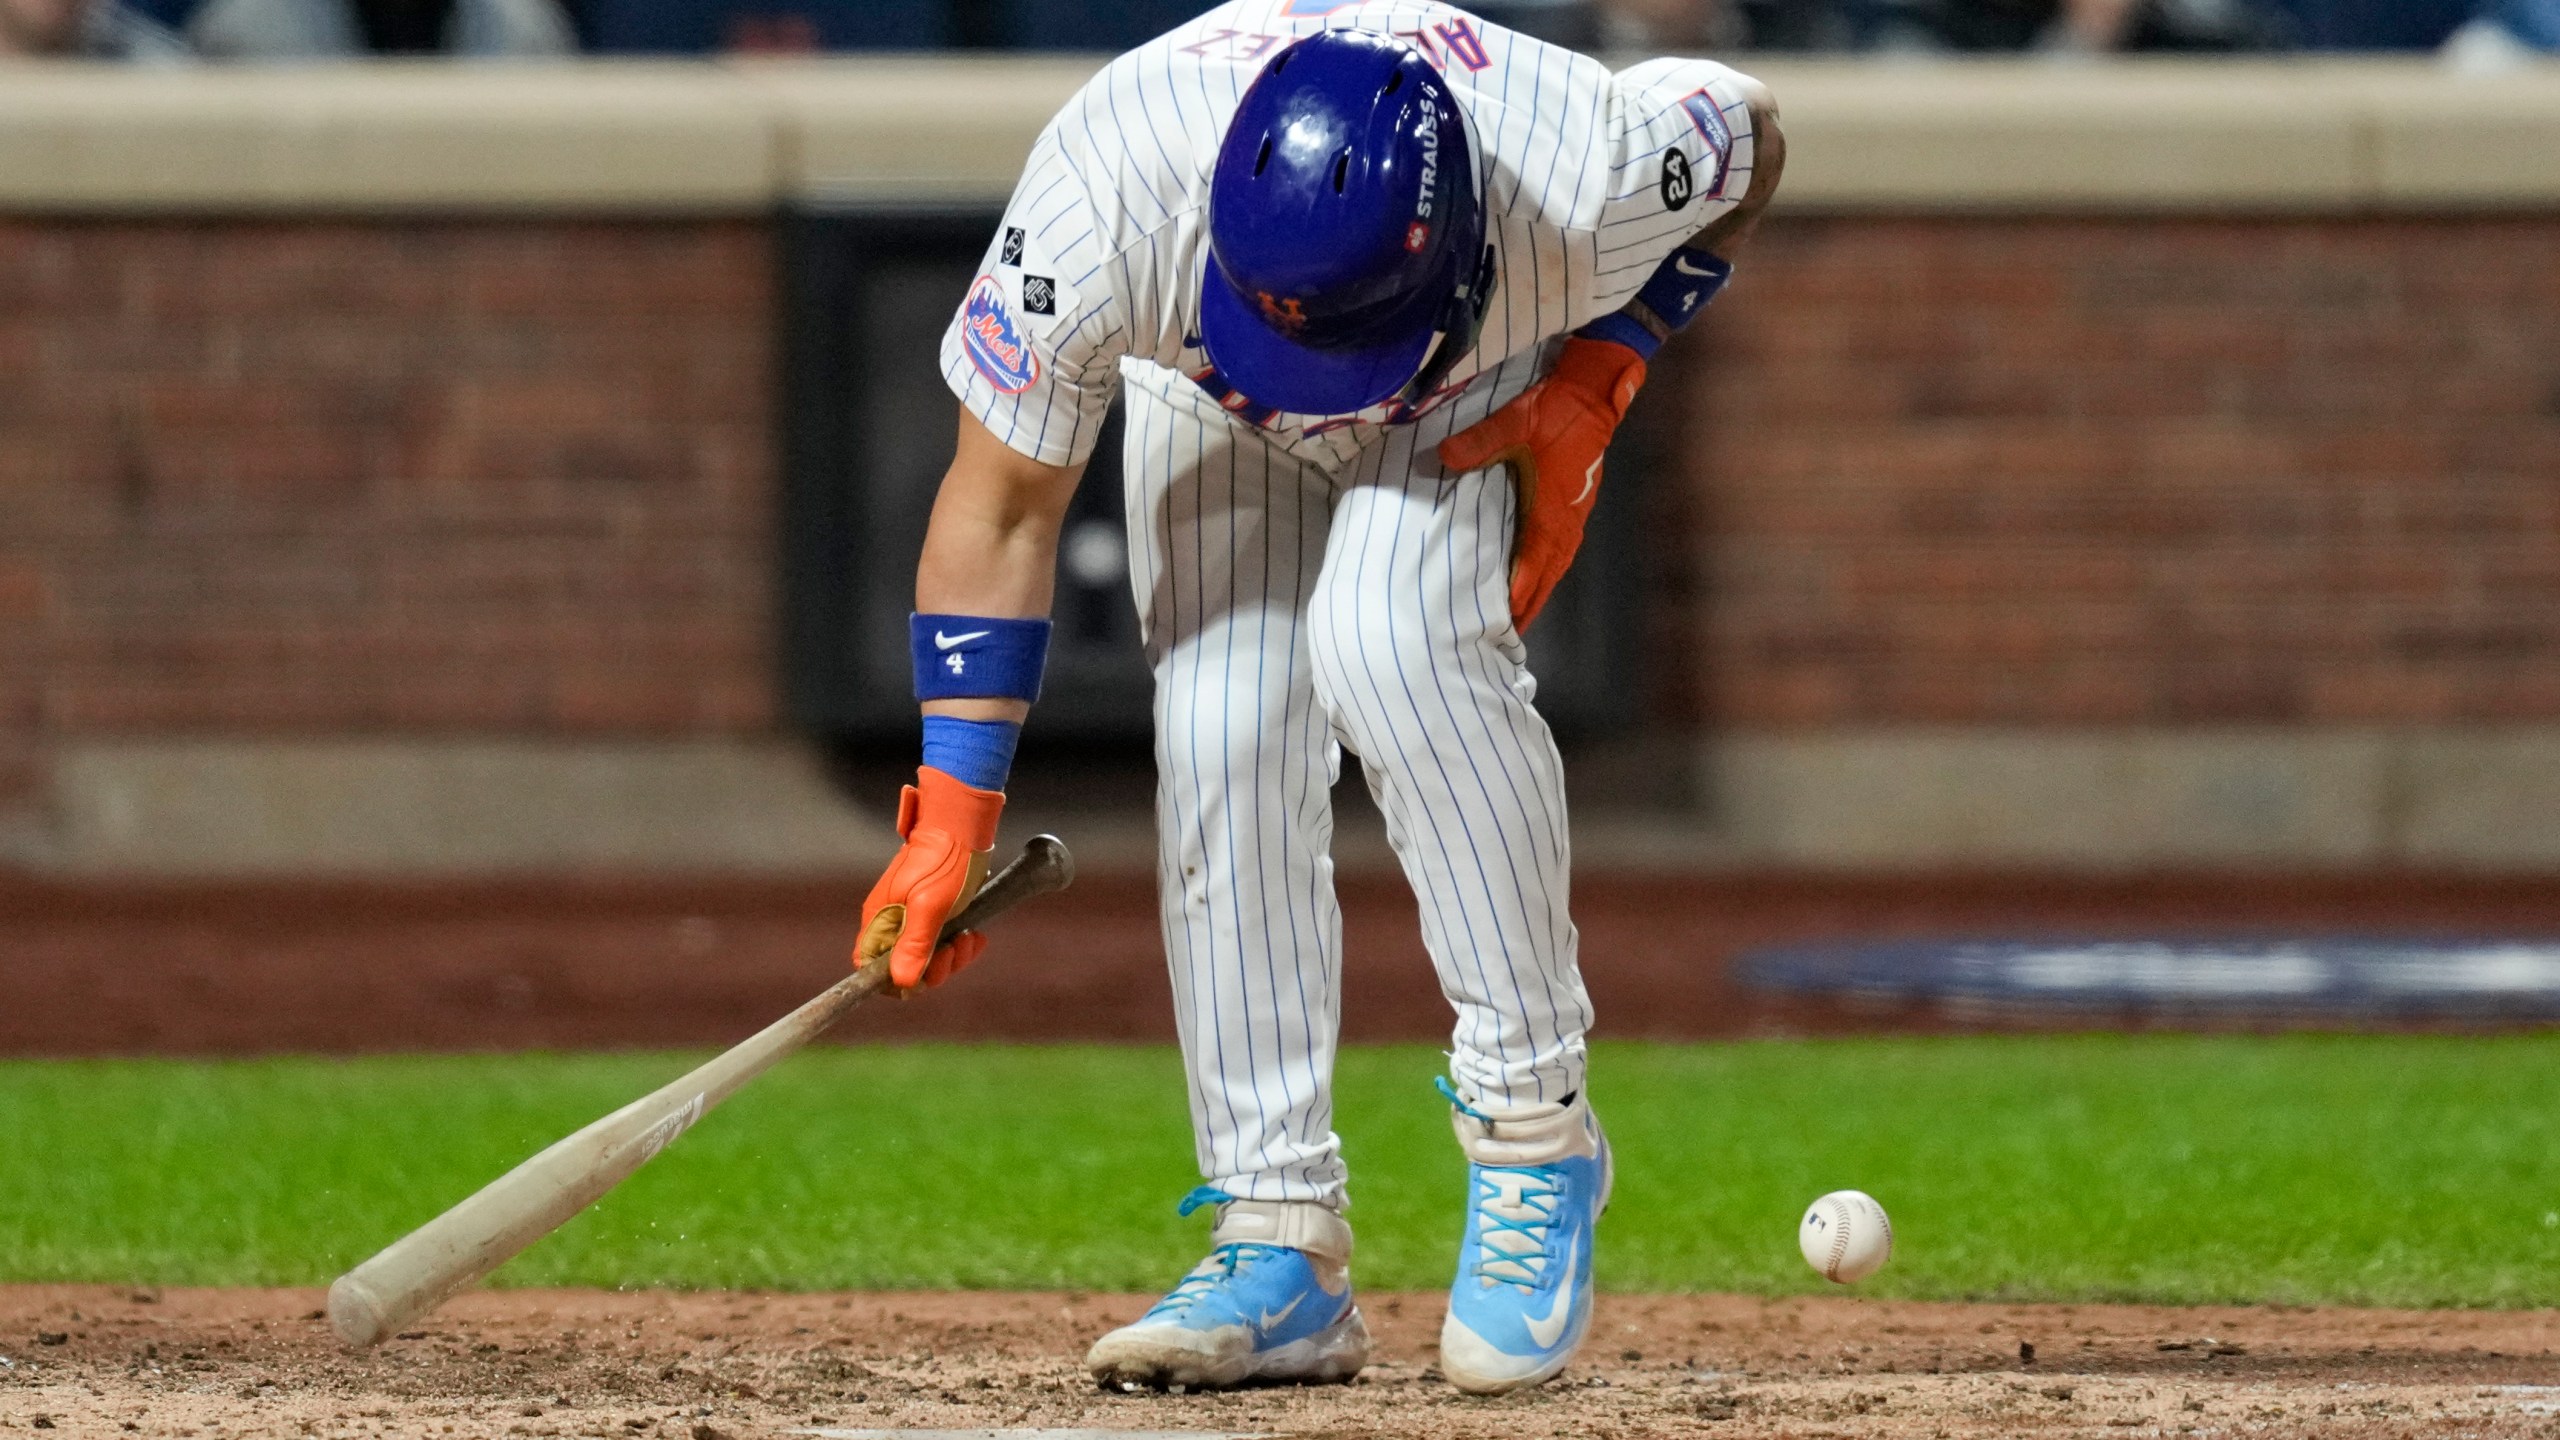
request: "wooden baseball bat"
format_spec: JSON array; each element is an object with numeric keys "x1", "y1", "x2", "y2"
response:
[{"x1": 325, "y1": 834, "x2": 1075, "y2": 1348}]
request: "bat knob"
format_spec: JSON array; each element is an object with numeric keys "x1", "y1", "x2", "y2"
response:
[{"x1": 1026, "y1": 833, "x2": 1075, "y2": 890}]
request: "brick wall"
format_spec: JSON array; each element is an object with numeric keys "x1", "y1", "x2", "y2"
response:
[
  {"x1": 4, "y1": 213, "x2": 2560, "y2": 830},
  {"x1": 0, "y1": 220, "x2": 776, "y2": 817},
  {"x1": 0, "y1": 557, "x2": 37, "y2": 818},
  {"x1": 1677, "y1": 216, "x2": 2560, "y2": 729}
]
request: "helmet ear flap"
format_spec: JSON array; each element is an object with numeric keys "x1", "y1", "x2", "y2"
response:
[
  {"x1": 1397, "y1": 242, "x2": 1496, "y2": 406},
  {"x1": 1393, "y1": 91, "x2": 1492, "y2": 407}
]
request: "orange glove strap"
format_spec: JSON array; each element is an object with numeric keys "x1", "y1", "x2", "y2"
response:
[
  {"x1": 1544, "y1": 335, "x2": 1649, "y2": 420},
  {"x1": 901, "y1": 765, "x2": 1004, "y2": 853}
]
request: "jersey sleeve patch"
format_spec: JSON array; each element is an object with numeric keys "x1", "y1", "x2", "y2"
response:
[
  {"x1": 1677, "y1": 88, "x2": 1735, "y2": 201},
  {"x1": 961, "y1": 275, "x2": 1042, "y2": 395},
  {"x1": 992, "y1": 222, "x2": 1083, "y2": 341}
]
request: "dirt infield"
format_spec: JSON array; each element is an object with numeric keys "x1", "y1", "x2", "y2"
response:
[
  {"x1": 4, "y1": 1286, "x2": 2555, "y2": 1439},
  {"x1": 14, "y1": 870, "x2": 2560, "y2": 1055}
]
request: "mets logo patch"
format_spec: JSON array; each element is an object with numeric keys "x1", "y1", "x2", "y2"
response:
[
  {"x1": 961, "y1": 275, "x2": 1040, "y2": 394},
  {"x1": 1677, "y1": 89, "x2": 1735, "y2": 200}
]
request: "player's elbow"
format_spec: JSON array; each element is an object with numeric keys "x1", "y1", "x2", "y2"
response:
[
  {"x1": 1743, "y1": 89, "x2": 1786, "y2": 202},
  {"x1": 1732, "y1": 72, "x2": 1778, "y2": 123},
  {"x1": 942, "y1": 410, "x2": 1084, "y2": 535}
]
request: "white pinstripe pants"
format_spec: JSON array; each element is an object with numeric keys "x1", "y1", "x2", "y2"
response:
[{"x1": 1118, "y1": 352, "x2": 1593, "y2": 1210}]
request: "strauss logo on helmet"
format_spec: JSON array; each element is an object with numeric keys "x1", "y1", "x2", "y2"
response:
[{"x1": 1413, "y1": 100, "x2": 1440, "y2": 221}]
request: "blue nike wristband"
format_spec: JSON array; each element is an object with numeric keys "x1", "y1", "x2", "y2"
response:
[
  {"x1": 912, "y1": 613, "x2": 1051, "y2": 704},
  {"x1": 1574, "y1": 248, "x2": 1733, "y2": 360},
  {"x1": 920, "y1": 715, "x2": 1021, "y2": 792}
]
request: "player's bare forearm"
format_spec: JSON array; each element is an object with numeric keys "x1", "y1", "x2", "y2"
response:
[
  {"x1": 914, "y1": 411, "x2": 1086, "y2": 723},
  {"x1": 1599, "y1": 83, "x2": 1786, "y2": 350},
  {"x1": 1691, "y1": 84, "x2": 1785, "y2": 263},
  {"x1": 1597, "y1": 85, "x2": 1781, "y2": 351}
]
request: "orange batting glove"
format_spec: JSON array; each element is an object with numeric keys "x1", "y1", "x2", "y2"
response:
[
  {"x1": 855, "y1": 766, "x2": 1004, "y2": 990},
  {"x1": 1435, "y1": 336, "x2": 1648, "y2": 633}
]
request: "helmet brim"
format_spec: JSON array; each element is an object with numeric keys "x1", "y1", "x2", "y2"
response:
[{"x1": 1196, "y1": 250, "x2": 1444, "y2": 418}]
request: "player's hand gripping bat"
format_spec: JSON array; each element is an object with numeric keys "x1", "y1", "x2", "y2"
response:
[{"x1": 325, "y1": 834, "x2": 1075, "y2": 1348}]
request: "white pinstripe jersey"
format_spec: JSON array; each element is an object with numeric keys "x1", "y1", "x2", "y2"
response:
[{"x1": 939, "y1": 0, "x2": 1760, "y2": 469}]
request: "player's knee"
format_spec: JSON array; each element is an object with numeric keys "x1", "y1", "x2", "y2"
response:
[
  {"x1": 1155, "y1": 671, "x2": 1299, "y2": 771},
  {"x1": 1305, "y1": 585, "x2": 1409, "y2": 704},
  {"x1": 1305, "y1": 594, "x2": 1508, "y2": 717}
]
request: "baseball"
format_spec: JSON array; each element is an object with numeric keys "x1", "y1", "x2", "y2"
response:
[{"x1": 1798, "y1": 1190, "x2": 1893, "y2": 1284}]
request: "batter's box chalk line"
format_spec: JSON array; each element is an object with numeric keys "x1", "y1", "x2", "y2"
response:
[
  {"x1": 2486, "y1": 1385, "x2": 2560, "y2": 1416},
  {"x1": 1740, "y1": 937, "x2": 2560, "y2": 1017}
]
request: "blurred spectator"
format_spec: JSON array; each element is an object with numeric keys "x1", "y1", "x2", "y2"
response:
[
  {"x1": 351, "y1": 0, "x2": 572, "y2": 52},
  {"x1": 2500, "y1": 0, "x2": 2560, "y2": 44},
  {"x1": 18, "y1": 0, "x2": 2544, "y2": 69},
  {"x1": 2443, "y1": 0, "x2": 2560, "y2": 61},
  {"x1": 1, "y1": 0, "x2": 83, "y2": 51},
  {"x1": 2261, "y1": 0, "x2": 2468, "y2": 46},
  {"x1": 585, "y1": 0, "x2": 946, "y2": 51},
  {"x1": 1722, "y1": 0, "x2": 1855, "y2": 47},
  {"x1": 2264, "y1": 0, "x2": 2555, "y2": 56},
  {"x1": 84, "y1": 0, "x2": 354, "y2": 57},
  {"x1": 1593, "y1": 0, "x2": 1723, "y2": 46},
  {"x1": 584, "y1": 0, "x2": 1609, "y2": 56},
  {"x1": 991, "y1": 0, "x2": 1194, "y2": 50},
  {"x1": 79, "y1": 0, "x2": 570, "y2": 56},
  {"x1": 1862, "y1": 0, "x2": 2295, "y2": 49},
  {"x1": 2060, "y1": 0, "x2": 2296, "y2": 48},
  {"x1": 997, "y1": 0, "x2": 1604, "y2": 52}
]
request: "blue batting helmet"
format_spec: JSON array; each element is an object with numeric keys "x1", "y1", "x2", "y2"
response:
[{"x1": 1200, "y1": 30, "x2": 1493, "y2": 417}]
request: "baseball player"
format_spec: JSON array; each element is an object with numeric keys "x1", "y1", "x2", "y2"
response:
[{"x1": 855, "y1": 0, "x2": 1784, "y2": 1396}]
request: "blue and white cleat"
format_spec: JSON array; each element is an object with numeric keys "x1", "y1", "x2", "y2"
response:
[
  {"x1": 1085, "y1": 1188, "x2": 1371, "y2": 1391},
  {"x1": 1437, "y1": 1077, "x2": 1614, "y2": 1395}
]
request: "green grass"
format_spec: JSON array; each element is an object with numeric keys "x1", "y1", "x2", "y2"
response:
[{"x1": 4, "y1": 1037, "x2": 2558, "y2": 1307}]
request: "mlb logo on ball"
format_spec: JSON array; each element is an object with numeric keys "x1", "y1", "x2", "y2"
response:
[
  {"x1": 961, "y1": 275, "x2": 1040, "y2": 394},
  {"x1": 1800, "y1": 1190, "x2": 1893, "y2": 1285}
]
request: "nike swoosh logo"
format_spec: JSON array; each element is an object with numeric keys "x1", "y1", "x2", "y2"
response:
[
  {"x1": 1257, "y1": 1294, "x2": 1302, "y2": 1333},
  {"x1": 1571, "y1": 457, "x2": 1600, "y2": 507},
  {"x1": 933, "y1": 629, "x2": 991, "y2": 650},
  {"x1": 1524, "y1": 1232, "x2": 1580, "y2": 1349},
  {"x1": 1673, "y1": 253, "x2": 1717, "y2": 277}
]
